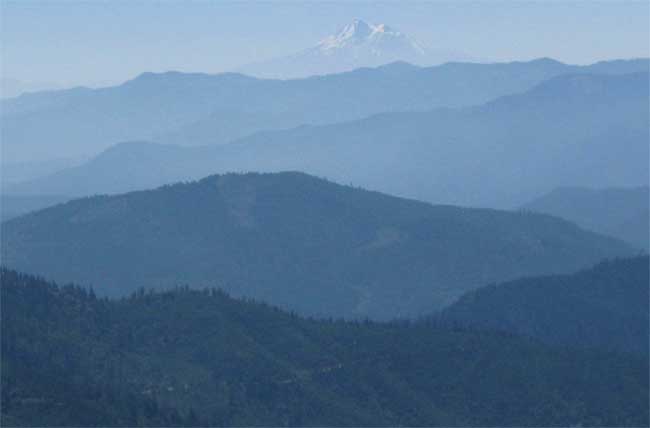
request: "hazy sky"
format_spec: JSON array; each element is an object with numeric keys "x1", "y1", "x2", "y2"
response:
[{"x1": 2, "y1": 1, "x2": 649, "y2": 87}]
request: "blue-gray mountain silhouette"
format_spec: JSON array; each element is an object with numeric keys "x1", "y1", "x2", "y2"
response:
[
  {"x1": 521, "y1": 186, "x2": 649, "y2": 250},
  {"x1": 2, "y1": 58, "x2": 647, "y2": 164},
  {"x1": 10, "y1": 72, "x2": 649, "y2": 209},
  {"x1": 1, "y1": 172, "x2": 635, "y2": 319}
]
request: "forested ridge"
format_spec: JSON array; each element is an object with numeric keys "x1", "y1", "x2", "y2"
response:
[
  {"x1": 1, "y1": 171, "x2": 634, "y2": 320},
  {"x1": 2, "y1": 268, "x2": 648, "y2": 427},
  {"x1": 438, "y1": 256, "x2": 650, "y2": 355}
]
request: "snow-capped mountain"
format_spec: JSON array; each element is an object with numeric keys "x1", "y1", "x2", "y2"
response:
[
  {"x1": 316, "y1": 19, "x2": 425, "y2": 55},
  {"x1": 239, "y1": 19, "x2": 471, "y2": 79}
]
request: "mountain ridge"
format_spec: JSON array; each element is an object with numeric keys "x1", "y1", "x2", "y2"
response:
[
  {"x1": 3, "y1": 267, "x2": 648, "y2": 426},
  {"x1": 437, "y1": 256, "x2": 650, "y2": 355},
  {"x1": 1, "y1": 171, "x2": 636, "y2": 319},
  {"x1": 2, "y1": 57, "x2": 647, "y2": 164},
  {"x1": 520, "y1": 186, "x2": 650, "y2": 249},
  {"x1": 9, "y1": 71, "x2": 648, "y2": 209}
]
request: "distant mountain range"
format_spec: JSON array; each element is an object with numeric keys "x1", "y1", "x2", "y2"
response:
[
  {"x1": 1, "y1": 157, "x2": 84, "y2": 190},
  {"x1": 0, "y1": 77, "x2": 62, "y2": 99},
  {"x1": 9, "y1": 72, "x2": 648, "y2": 209},
  {"x1": 438, "y1": 256, "x2": 649, "y2": 355},
  {"x1": 2, "y1": 57, "x2": 647, "y2": 165},
  {"x1": 0, "y1": 194, "x2": 70, "y2": 222},
  {"x1": 521, "y1": 186, "x2": 649, "y2": 250},
  {"x1": 238, "y1": 19, "x2": 472, "y2": 79},
  {"x1": 1, "y1": 172, "x2": 635, "y2": 319}
]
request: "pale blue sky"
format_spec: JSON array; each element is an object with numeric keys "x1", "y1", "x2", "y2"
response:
[{"x1": 2, "y1": 1, "x2": 649, "y2": 87}]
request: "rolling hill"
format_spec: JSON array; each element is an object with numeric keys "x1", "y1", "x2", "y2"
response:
[
  {"x1": 437, "y1": 257, "x2": 650, "y2": 355},
  {"x1": 1, "y1": 172, "x2": 635, "y2": 319},
  {"x1": 2, "y1": 268, "x2": 648, "y2": 426}
]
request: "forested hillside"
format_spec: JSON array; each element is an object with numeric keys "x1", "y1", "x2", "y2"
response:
[
  {"x1": 438, "y1": 257, "x2": 649, "y2": 355},
  {"x1": 2, "y1": 268, "x2": 648, "y2": 427},
  {"x1": 1, "y1": 172, "x2": 634, "y2": 319}
]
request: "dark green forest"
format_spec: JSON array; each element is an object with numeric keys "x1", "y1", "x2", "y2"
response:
[
  {"x1": 2, "y1": 267, "x2": 648, "y2": 427},
  {"x1": 438, "y1": 256, "x2": 650, "y2": 355}
]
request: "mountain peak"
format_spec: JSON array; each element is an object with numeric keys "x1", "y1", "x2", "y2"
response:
[
  {"x1": 316, "y1": 19, "x2": 425, "y2": 55},
  {"x1": 338, "y1": 19, "x2": 398, "y2": 36},
  {"x1": 319, "y1": 19, "x2": 375, "y2": 51},
  {"x1": 238, "y1": 19, "x2": 473, "y2": 78},
  {"x1": 340, "y1": 19, "x2": 373, "y2": 38},
  {"x1": 373, "y1": 23, "x2": 396, "y2": 34}
]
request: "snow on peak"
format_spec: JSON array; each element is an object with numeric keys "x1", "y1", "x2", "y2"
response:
[
  {"x1": 372, "y1": 23, "x2": 397, "y2": 35},
  {"x1": 317, "y1": 19, "x2": 417, "y2": 54},
  {"x1": 342, "y1": 19, "x2": 373, "y2": 39},
  {"x1": 319, "y1": 19, "x2": 371, "y2": 51},
  {"x1": 238, "y1": 19, "x2": 472, "y2": 79}
]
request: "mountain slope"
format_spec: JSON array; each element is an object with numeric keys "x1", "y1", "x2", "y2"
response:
[
  {"x1": 1, "y1": 157, "x2": 83, "y2": 190},
  {"x1": 2, "y1": 58, "x2": 647, "y2": 164},
  {"x1": 12, "y1": 72, "x2": 649, "y2": 209},
  {"x1": 0, "y1": 194, "x2": 71, "y2": 222},
  {"x1": 239, "y1": 19, "x2": 470, "y2": 79},
  {"x1": 437, "y1": 257, "x2": 650, "y2": 355},
  {"x1": 1, "y1": 172, "x2": 635, "y2": 319},
  {"x1": 2, "y1": 268, "x2": 648, "y2": 426},
  {"x1": 521, "y1": 186, "x2": 650, "y2": 249}
]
